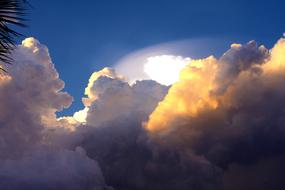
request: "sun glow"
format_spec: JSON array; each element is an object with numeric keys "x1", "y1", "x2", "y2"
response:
[{"x1": 144, "y1": 55, "x2": 190, "y2": 85}]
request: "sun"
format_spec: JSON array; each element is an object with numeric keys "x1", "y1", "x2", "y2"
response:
[{"x1": 144, "y1": 55, "x2": 190, "y2": 85}]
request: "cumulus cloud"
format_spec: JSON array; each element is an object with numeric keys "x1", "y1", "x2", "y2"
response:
[
  {"x1": 2, "y1": 36, "x2": 285, "y2": 190},
  {"x1": 0, "y1": 37, "x2": 73, "y2": 158},
  {"x1": 54, "y1": 36, "x2": 285, "y2": 190},
  {"x1": 214, "y1": 40, "x2": 269, "y2": 94},
  {"x1": 66, "y1": 65, "x2": 222, "y2": 190},
  {"x1": 83, "y1": 67, "x2": 124, "y2": 106},
  {"x1": 144, "y1": 37, "x2": 285, "y2": 189},
  {"x1": 0, "y1": 38, "x2": 109, "y2": 189},
  {"x1": 77, "y1": 67, "x2": 169, "y2": 127},
  {"x1": 145, "y1": 55, "x2": 219, "y2": 133}
]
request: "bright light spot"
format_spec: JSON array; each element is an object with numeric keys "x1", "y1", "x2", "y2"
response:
[
  {"x1": 73, "y1": 107, "x2": 89, "y2": 123},
  {"x1": 144, "y1": 55, "x2": 190, "y2": 85}
]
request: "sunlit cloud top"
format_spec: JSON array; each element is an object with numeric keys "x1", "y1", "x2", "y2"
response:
[{"x1": 144, "y1": 55, "x2": 190, "y2": 85}]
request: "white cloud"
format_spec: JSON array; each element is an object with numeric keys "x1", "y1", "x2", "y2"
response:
[
  {"x1": 144, "y1": 55, "x2": 190, "y2": 85},
  {"x1": 78, "y1": 68, "x2": 169, "y2": 127},
  {"x1": 0, "y1": 37, "x2": 109, "y2": 189},
  {"x1": 73, "y1": 107, "x2": 89, "y2": 123}
]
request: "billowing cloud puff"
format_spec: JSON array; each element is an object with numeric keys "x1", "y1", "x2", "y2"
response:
[
  {"x1": 0, "y1": 37, "x2": 72, "y2": 158},
  {"x1": 144, "y1": 37, "x2": 285, "y2": 189},
  {"x1": 83, "y1": 67, "x2": 123, "y2": 106},
  {"x1": 214, "y1": 40, "x2": 269, "y2": 94},
  {"x1": 68, "y1": 36, "x2": 285, "y2": 190},
  {"x1": 78, "y1": 68, "x2": 169, "y2": 127},
  {"x1": 69, "y1": 60, "x2": 223, "y2": 190},
  {"x1": 2, "y1": 36, "x2": 285, "y2": 190},
  {"x1": 145, "y1": 55, "x2": 219, "y2": 133},
  {"x1": 0, "y1": 38, "x2": 109, "y2": 189}
]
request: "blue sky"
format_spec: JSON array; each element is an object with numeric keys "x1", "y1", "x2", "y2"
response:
[{"x1": 18, "y1": 0, "x2": 285, "y2": 116}]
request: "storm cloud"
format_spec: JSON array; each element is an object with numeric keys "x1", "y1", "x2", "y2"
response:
[{"x1": 1, "y1": 36, "x2": 285, "y2": 190}]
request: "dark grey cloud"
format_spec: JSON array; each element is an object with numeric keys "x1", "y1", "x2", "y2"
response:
[{"x1": 0, "y1": 147, "x2": 109, "y2": 190}]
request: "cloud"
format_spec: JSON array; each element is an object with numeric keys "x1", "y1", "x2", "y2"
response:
[
  {"x1": 0, "y1": 147, "x2": 109, "y2": 190},
  {"x1": 77, "y1": 67, "x2": 169, "y2": 127},
  {"x1": 143, "y1": 55, "x2": 190, "y2": 85},
  {"x1": 0, "y1": 37, "x2": 72, "y2": 158},
  {"x1": 214, "y1": 40, "x2": 269, "y2": 94},
  {"x1": 2, "y1": 36, "x2": 285, "y2": 190},
  {"x1": 0, "y1": 38, "x2": 109, "y2": 189},
  {"x1": 145, "y1": 55, "x2": 219, "y2": 133},
  {"x1": 70, "y1": 112, "x2": 222, "y2": 190},
  {"x1": 144, "y1": 37, "x2": 285, "y2": 188},
  {"x1": 67, "y1": 67, "x2": 222, "y2": 190},
  {"x1": 73, "y1": 107, "x2": 89, "y2": 123},
  {"x1": 83, "y1": 67, "x2": 123, "y2": 106}
]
